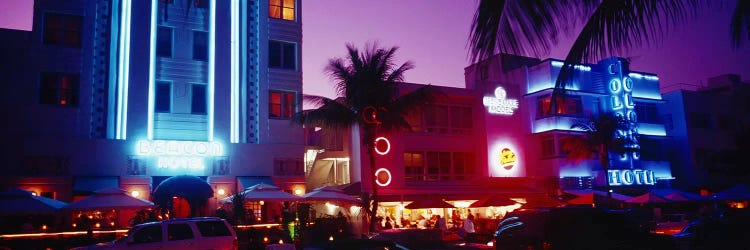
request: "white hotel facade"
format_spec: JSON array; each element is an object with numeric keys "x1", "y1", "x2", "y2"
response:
[{"x1": 0, "y1": 0, "x2": 305, "y2": 212}]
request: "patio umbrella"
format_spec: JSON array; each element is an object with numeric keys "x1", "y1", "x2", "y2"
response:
[
  {"x1": 65, "y1": 187, "x2": 154, "y2": 210},
  {"x1": 652, "y1": 188, "x2": 704, "y2": 202},
  {"x1": 625, "y1": 192, "x2": 670, "y2": 204},
  {"x1": 564, "y1": 189, "x2": 633, "y2": 201},
  {"x1": 219, "y1": 183, "x2": 300, "y2": 203},
  {"x1": 0, "y1": 188, "x2": 67, "y2": 215},
  {"x1": 713, "y1": 184, "x2": 750, "y2": 200},
  {"x1": 404, "y1": 197, "x2": 455, "y2": 209},
  {"x1": 301, "y1": 186, "x2": 359, "y2": 204},
  {"x1": 469, "y1": 195, "x2": 517, "y2": 208}
]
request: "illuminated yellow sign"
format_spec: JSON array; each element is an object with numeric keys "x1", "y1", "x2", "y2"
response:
[{"x1": 500, "y1": 148, "x2": 517, "y2": 170}]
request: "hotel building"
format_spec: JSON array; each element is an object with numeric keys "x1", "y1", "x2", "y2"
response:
[
  {"x1": 0, "y1": 0, "x2": 304, "y2": 214},
  {"x1": 305, "y1": 54, "x2": 675, "y2": 218}
]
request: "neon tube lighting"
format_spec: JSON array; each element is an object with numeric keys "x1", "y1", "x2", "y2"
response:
[
  {"x1": 116, "y1": 0, "x2": 132, "y2": 140},
  {"x1": 230, "y1": 0, "x2": 239, "y2": 143},
  {"x1": 147, "y1": 0, "x2": 157, "y2": 140},
  {"x1": 208, "y1": 0, "x2": 216, "y2": 141}
]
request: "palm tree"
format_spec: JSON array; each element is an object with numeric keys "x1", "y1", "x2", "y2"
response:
[
  {"x1": 469, "y1": 1, "x2": 748, "y2": 99},
  {"x1": 293, "y1": 43, "x2": 439, "y2": 232},
  {"x1": 561, "y1": 113, "x2": 635, "y2": 201}
]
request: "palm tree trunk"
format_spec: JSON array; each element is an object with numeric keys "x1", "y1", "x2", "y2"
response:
[{"x1": 367, "y1": 136, "x2": 379, "y2": 233}]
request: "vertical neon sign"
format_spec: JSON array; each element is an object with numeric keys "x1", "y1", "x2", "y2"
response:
[
  {"x1": 608, "y1": 62, "x2": 639, "y2": 161},
  {"x1": 116, "y1": 0, "x2": 132, "y2": 140},
  {"x1": 147, "y1": 0, "x2": 157, "y2": 140},
  {"x1": 230, "y1": 0, "x2": 240, "y2": 143}
]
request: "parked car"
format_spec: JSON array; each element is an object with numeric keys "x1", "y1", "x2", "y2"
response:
[
  {"x1": 493, "y1": 207, "x2": 676, "y2": 250},
  {"x1": 673, "y1": 213, "x2": 750, "y2": 250},
  {"x1": 655, "y1": 213, "x2": 690, "y2": 235},
  {"x1": 72, "y1": 217, "x2": 237, "y2": 250}
]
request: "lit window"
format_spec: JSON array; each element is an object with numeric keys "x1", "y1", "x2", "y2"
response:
[
  {"x1": 269, "y1": 90, "x2": 296, "y2": 119},
  {"x1": 39, "y1": 72, "x2": 79, "y2": 106},
  {"x1": 155, "y1": 81, "x2": 171, "y2": 113},
  {"x1": 269, "y1": 0, "x2": 295, "y2": 21},
  {"x1": 537, "y1": 95, "x2": 583, "y2": 118},
  {"x1": 191, "y1": 84, "x2": 207, "y2": 114},
  {"x1": 157, "y1": 26, "x2": 173, "y2": 58},
  {"x1": 193, "y1": 31, "x2": 208, "y2": 61},
  {"x1": 269, "y1": 40, "x2": 296, "y2": 70},
  {"x1": 43, "y1": 13, "x2": 83, "y2": 47}
]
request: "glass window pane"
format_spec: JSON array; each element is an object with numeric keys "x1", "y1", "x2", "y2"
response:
[
  {"x1": 283, "y1": 92, "x2": 295, "y2": 117},
  {"x1": 192, "y1": 84, "x2": 207, "y2": 114},
  {"x1": 283, "y1": 0, "x2": 294, "y2": 8},
  {"x1": 269, "y1": 41, "x2": 281, "y2": 68},
  {"x1": 269, "y1": 92, "x2": 281, "y2": 117},
  {"x1": 282, "y1": 7, "x2": 294, "y2": 20},
  {"x1": 193, "y1": 31, "x2": 208, "y2": 61},
  {"x1": 156, "y1": 82, "x2": 171, "y2": 113},
  {"x1": 282, "y1": 43, "x2": 295, "y2": 69},
  {"x1": 268, "y1": 6, "x2": 281, "y2": 19},
  {"x1": 157, "y1": 26, "x2": 173, "y2": 57},
  {"x1": 168, "y1": 223, "x2": 194, "y2": 241}
]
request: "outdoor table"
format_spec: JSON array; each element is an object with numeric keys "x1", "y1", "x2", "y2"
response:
[{"x1": 265, "y1": 243, "x2": 295, "y2": 250}]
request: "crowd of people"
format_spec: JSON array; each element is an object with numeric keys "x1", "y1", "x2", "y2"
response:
[{"x1": 375, "y1": 210, "x2": 479, "y2": 242}]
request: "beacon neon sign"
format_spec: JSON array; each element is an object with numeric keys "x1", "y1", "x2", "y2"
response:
[
  {"x1": 483, "y1": 87, "x2": 519, "y2": 115},
  {"x1": 136, "y1": 140, "x2": 223, "y2": 170}
]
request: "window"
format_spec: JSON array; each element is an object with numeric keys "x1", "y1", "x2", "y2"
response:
[
  {"x1": 405, "y1": 151, "x2": 475, "y2": 182},
  {"x1": 422, "y1": 105, "x2": 473, "y2": 134},
  {"x1": 541, "y1": 136, "x2": 556, "y2": 157},
  {"x1": 155, "y1": 81, "x2": 171, "y2": 113},
  {"x1": 167, "y1": 223, "x2": 194, "y2": 241},
  {"x1": 404, "y1": 152, "x2": 424, "y2": 182},
  {"x1": 193, "y1": 31, "x2": 208, "y2": 61},
  {"x1": 537, "y1": 95, "x2": 583, "y2": 118},
  {"x1": 43, "y1": 13, "x2": 82, "y2": 47},
  {"x1": 269, "y1": 40, "x2": 296, "y2": 70},
  {"x1": 269, "y1": 90, "x2": 295, "y2": 119},
  {"x1": 39, "y1": 72, "x2": 79, "y2": 106},
  {"x1": 269, "y1": 0, "x2": 295, "y2": 21},
  {"x1": 635, "y1": 102, "x2": 659, "y2": 123},
  {"x1": 274, "y1": 158, "x2": 304, "y2": 176},
  {"x1": 196, "y1": 221, "x2": 232, "y2": 237},
  {"x1": 405, "y1": 110, "x2": 423, "y2": 132},
  {"x1": 133, "y1": 225, "x2": 162, "y2": 244},
  {"x1": 191, "y1": 84, "x2": 207, "y2": 114},
  {"x1": 157, "y1": 26, "x2": 173, "y2": 57}
]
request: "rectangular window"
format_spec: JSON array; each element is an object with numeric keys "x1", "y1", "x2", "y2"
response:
[
  {"x1": 157, "y1": 26, "x2": 173, "y2": 57},
  {"x1": 43, "y1": 13, "x2": 82, "y2": 47},
  {"x1": 269, "y1": 0, "x2": 295, "y2": 21},
  {"x1": 537, "y1": 95, "x2": 583, "y2": 118},
  {"x1": 269, "y1": 40, "x2": 296, "y2": 70},
  {"x1": 39, "y1": 72, "x2": 79, "y2": 106},
  {"x1": 541, "y1": 136, "x2": 556, "y2": 157},
  {"x1": 406, "y1": 110, "x2": 423, "y2": 132},
  {"x1": 191, "y1": 84, "x2": 207, "y2": 114},
  {"x1": 635, "y1": 102, "x2": 659, "y2": 123},
  {"x1": 269, "y1": 90, "x2": 296, "y2": 119},
  {"x1": 168, "y1": 223, "x2": 195, "y2": 241},
  {"x1": 404, "y1": 152, "x2": 424, "y2": 182},
  {"x1": 155, "y1": 81, "x2": 171, "y2": 113},
  {"x1": 422, "y1": 105, "x2": 472, "y2": 134},
  {"x1": 274, "y1": 158, "x2": 304, "y2": 176},
  {"x1": 193, "y1": 31, "x2": 208, "y2": 61}
]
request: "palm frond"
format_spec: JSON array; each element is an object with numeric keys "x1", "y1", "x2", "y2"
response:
[
  {"x1": 291, "y1": 99, "x2": 356, "y2": 130},
  {"x1": 730, "y1": 0, "x2": 750, "y2": 48}
]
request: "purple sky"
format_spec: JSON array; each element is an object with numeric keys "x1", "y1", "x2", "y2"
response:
[
  {"x1": 303, "y1": 0, "x2": 750, "y2": 98},
  {"x1": 0, "y1": 0, "x2": 33, "y2": 31}
]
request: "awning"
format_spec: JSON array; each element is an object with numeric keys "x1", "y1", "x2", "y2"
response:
[
  {"x1": 73, "y1": 176, "x2": 119, "y2": 195},
  {"x1": 306, "y1": 160, "x2": 334, "y2": 189},
  {"x1": 237, "y1": 176, "x2": 273, "y2": 190}
]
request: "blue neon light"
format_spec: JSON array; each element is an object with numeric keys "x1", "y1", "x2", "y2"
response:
[
  {"x1": 147, "y1": 0, "x2": 157, "y2": 140},
  {"x1": 628, "y1": 72, "x2": 659, "y2": 81},
  {"x1": 549, "y1": 60, "x2": 591, "y2": 71},
  {"x1": 230, "y1": 0, "x2": 239, "y2": 143},
  {"x1": 116, "y1": 0, "x2": 132, "y2": 140},
  {"x1": 208, "y1": 0, "x2": 216, "y2": 141}
]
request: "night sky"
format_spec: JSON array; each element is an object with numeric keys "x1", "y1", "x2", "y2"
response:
[{"x1": 2, "y1": 0, "x2": 748, "y2": 99}]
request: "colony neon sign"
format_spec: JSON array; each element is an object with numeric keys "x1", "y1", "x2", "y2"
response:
[
  {"x1": 483, "y1": 87, "x2": 519, "y2": 115},
  {"x1": 608, "y1": 169, "x2": 655, "y2": 186},
  {"x1": 136, "y1": 140, "x2": 223, "y2": 170}
]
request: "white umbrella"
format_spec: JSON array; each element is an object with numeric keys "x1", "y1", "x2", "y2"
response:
[
  {"x1": 65, "y1": 187, "x2": 154, "y2": 210},
  {"x1": 301, "y1": 186, "x2": 359, "y2": 204},
  {"x1": 0, "y1": 188, "x2": 67, "y2": 215},
  {"x1": 220, "y1": 183, "x2": 300, "y2": 203}
]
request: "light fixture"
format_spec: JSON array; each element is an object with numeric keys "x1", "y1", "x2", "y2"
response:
[
  {"x1": 131, "y1": 190, "x2": 140, "y2": 198},
  {"x1": 294, "y1": 189, "x2": 303, "y2": 195},
  {"x1": 217, "y1": 188, "x2": 226, "y2": 195}
]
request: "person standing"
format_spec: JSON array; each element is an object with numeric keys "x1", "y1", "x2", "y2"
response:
[{"x1": 463, "y1": 214, "x2": 476, "y2": 242}]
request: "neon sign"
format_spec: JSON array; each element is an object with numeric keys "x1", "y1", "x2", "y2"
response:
[
  {"x1": 374, "y1": 137, "x2": 391, "y2": 155},
  {"x1": 500, "y1": 148, "x2": 517, "y2": 170},
  {"x1": 608, "y1": 169, "x2": 655, "y2": 186},
  {"x1": 483, "y1": 87, "x2": 519, "y2": 115},
  {"x1": 136, "y1": 140, "x2": 223, "y2": 170},
  {"x1": 375, "y1": 168, "x2": 392, "y2": 187},
  {"x1": 608, "y1": 73, "x2": 639, "y2": 160}
]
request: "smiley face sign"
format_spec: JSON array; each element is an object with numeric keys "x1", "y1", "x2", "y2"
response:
[{"x1": 500, "y1": 148, "x2": 517, "y2": 170}]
